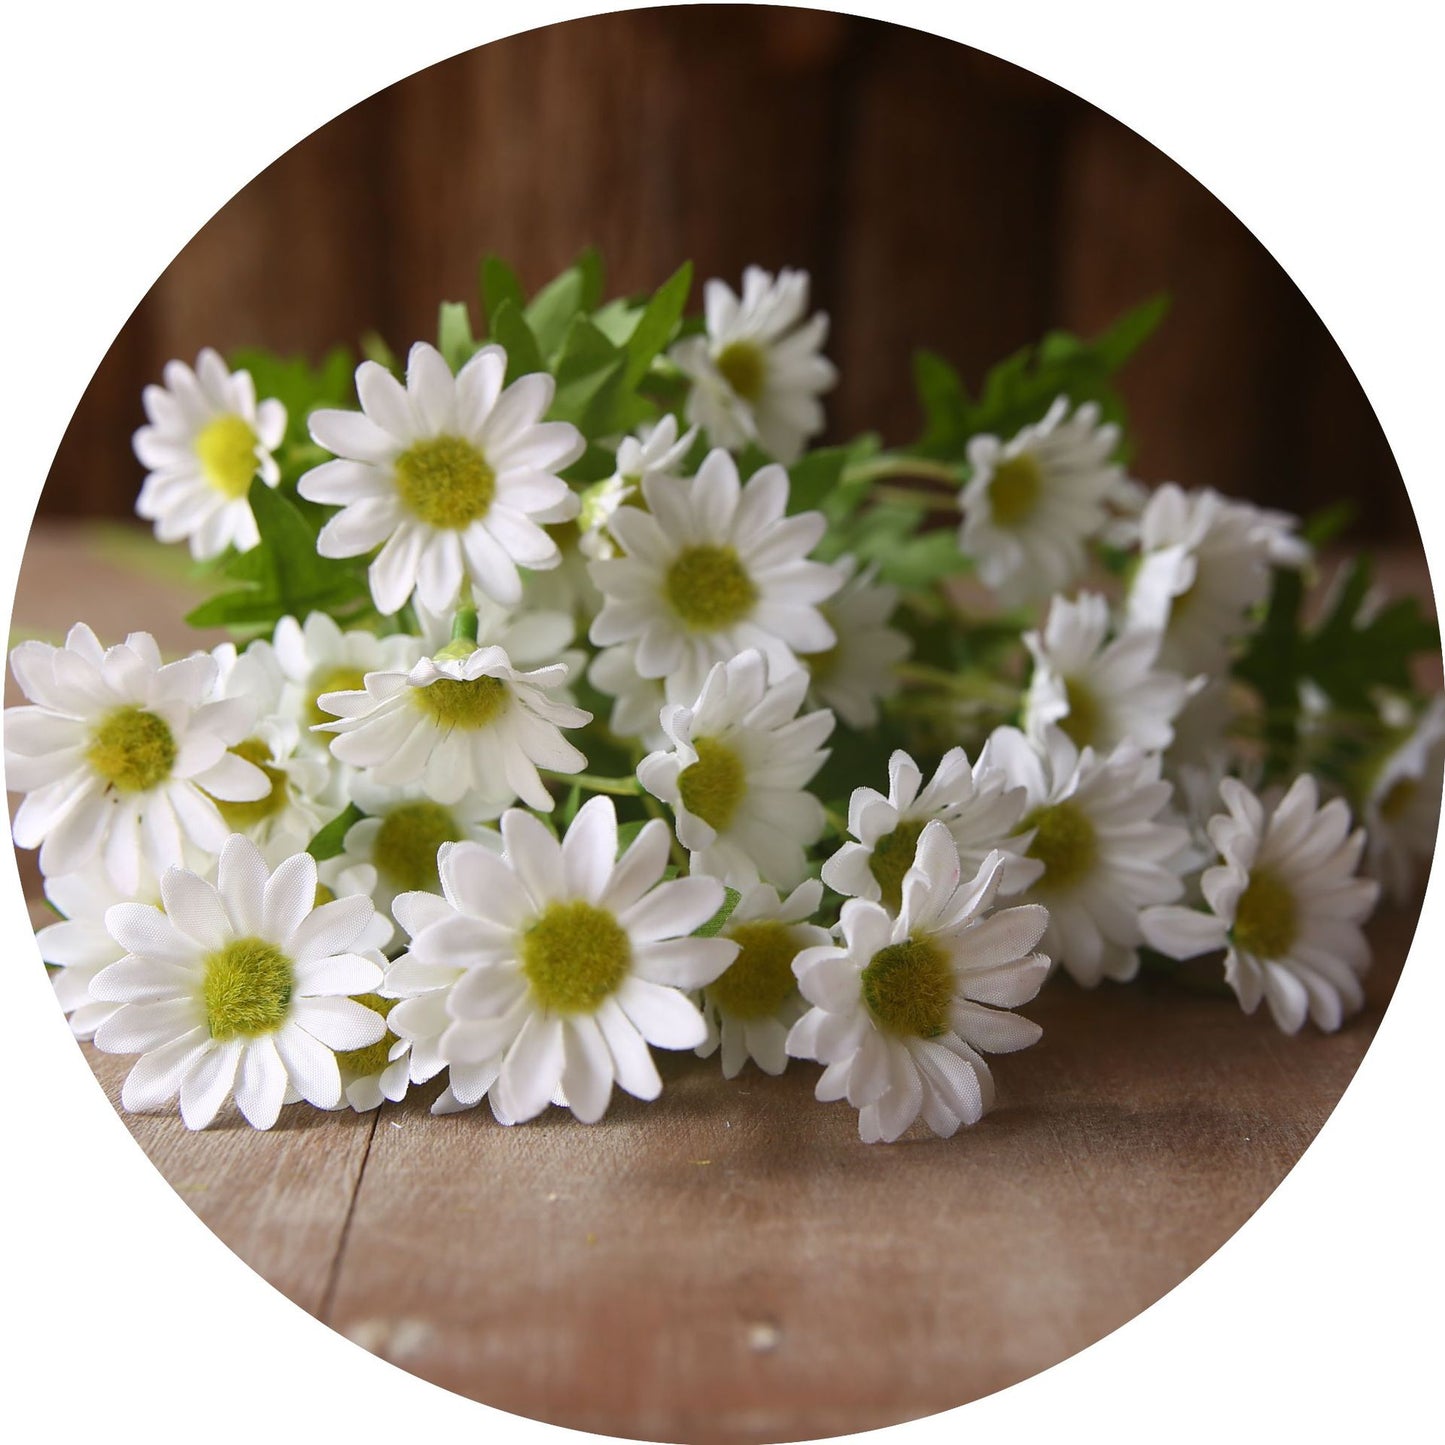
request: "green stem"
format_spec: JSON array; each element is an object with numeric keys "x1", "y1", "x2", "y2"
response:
[
  {"x1": 451, "y1": 605, "x2": 479, "y2": 645},
  {"x1": 870, "y1": 484, "x2": 962, "y2": 513},
  {"x1": 545, "y1": 770, "x2": 640, "y2": 797},
  {"x1": 897, "y1": 661, "x2": 1021, "y2": 709},
  {"x1": 844, "y1": 454, "x2": 964, "y2": 487}
]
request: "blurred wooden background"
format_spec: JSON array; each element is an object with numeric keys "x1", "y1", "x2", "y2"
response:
[{"x1": 40, "y1": 5, "x2": 1415, "y2": 541}]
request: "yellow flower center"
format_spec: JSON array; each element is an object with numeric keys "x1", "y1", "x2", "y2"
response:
[
  {"x1": 868, "y1": 818, "x2": 927, "y2": 913},
  {"x1": 335, "y1": 993, "x2": 399, "y2": 1078},
  {"x1": 861, "y1": 936, "x2": 954, "y2": 1038},
  {"x1": 313, "y1": 883, "x2": 337, "y2": 907},
  {"x1": 806, "y1": 639, "x2": 841, "y2": 685},
  {"x1": 1058, "y1": 676, "x2": 1101, "y2": 749},
  {"x1": 708, "y1": 920, "x2": 801, "y2": 1020},
  {"x1": 678, "y1": 737, "x2": 747, "y2": 831},
  {"x1": 87, "y1": 706, "x2": 177, "y2": 793},
  {"x1": 394, "y1": 434, "x2": 496, "y2": 530},
  {"x1": 664, "y1": 544, "x2": 758, "y2": 631},
  {"x1": 1025, "y1": 800, "x2": 1098, "y2": 890},
  {"x1": 214, "y1": 737, "x2": 289, "y2": 830},
  {"x1": 715, "y1": 340, "x2": 767, "y2": 402},
  {"x1": 203, "y1": 937, "x2": 293, "y2": 1040},
  {"x1": 988, "y1": 452, "x2": 1043, "y2": 527},
  {"x1": 308, "y1": 665, "x2": 368, "y2": 728},
  {"x1": 415, "y1": 675, "x2": 510, "y2": 730},
  {"x1": 521, "y1": 900, "x2": 632, "y2": 1014},
  {"x1": 195, "y1": 413, "x2": 260, "y2": 500},
  {"x1": 1232, "y1": 866, "x2": 1298, "y2": 959},
  {"x1": 372, "y1": 802, "x2": 461, "y2": 893}
]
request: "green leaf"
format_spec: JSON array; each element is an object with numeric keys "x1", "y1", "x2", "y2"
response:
[
  {"x1": 693, "y1": 886, "x2": 742, "y2": 938},
  {"x1": 479, "y1": 255, "x2": 524, "y2": 329},
  {"x1": 525, "y1": 265, "x2": 589, "y2": 361},
  {"x1": 228, "y1": 346, "x2": 355, "y2": 452},
  {"x1": 561, "y1": 783, "x2": 583, "y2": 828},
  {"x1": 575, "y1": 246, "x2": 605, "y2": 313},
  {"x1": 549, "y1": 316, "x2": 628, "y2": 432},
  {"x1": 623, "y1": 262, "x2": 692, "y2": 387},
  {"x1": 307, "y1": 804, "x2": 364, "y2": 862},
  {"x1": 1092, "y1": 293, "x2": 1171, "y2": 371},
  {"x1": 912, "y1": 350, "x2": 970, "y2": 459},
  {"x1": 787, "y1": 447, "x2": 849, "y2": 514},
  {"x1": 438, "y1": 300, "x2": 479, "y2": 372},
  {"x1": 488, "y1": 298, "x2": 545, "y2": 383}
]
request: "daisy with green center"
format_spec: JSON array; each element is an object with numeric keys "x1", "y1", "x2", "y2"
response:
[
  {"x1": 805, "y1": 555, "x2": 910, "y2": 729},
  {"x1": 788, "y1": 828, "x2": 1050, "y2": 1143},
  {"x1": 5, "y1": 624, "x2": 269, "y2": 891},
  {"x1": 315, "y1": 641, "x2": 590, "y2": 811},
  {"x1": 822, "y1": 748, "x2": 1040, "y2": 912},
  {"x1": 670, "y1": 266, "x2": 836, "y2": 465},
  {"x1": 89, "y1": 835, "x2": 388, "y2": 1130},
  {"x1": 589, "y1": 447, "x2": 841, "y2": 705},
  {"x1": 333, "y1": 987, "x2": 413, "y2": 1113},
  {"x1": 133, "y1": 348, "x2": 287, "y2": 560},
  {"x1": 978, "y1": 725, "x2": 1189, "y2": 987},
  {"x1": 1361, "y1": 695, "x2": 1445, "y2": 903},
  {"x1": 388, "y1": 797, "x2": 738, "y2": 1123},
  {"x1": 696, "y1": 879, "x2": 830, "y2": 1078},
  {"x1": 1141, "y1": 775, "x2": 1379, "y2": 1034},
  {"x1": 957, "y1": 397, "x2": 1139, "y2": 607},
  {"x1": 637, "y1": 649, "x2": 834, "y2": 890},
  {"x1": 578, "y1": 415, "x2": 698, "y2": 563},
  {"x1": 299, "y1": 341, "x2": 584, "y2": 615},
  {"x1": 1125, "y1": 483, "x2": 1310, "y2": 675},
  {"x1": 1023, "y1": 591, "x2": 1195, "y2": 754}
]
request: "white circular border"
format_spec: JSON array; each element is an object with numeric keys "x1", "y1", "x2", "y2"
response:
[{"x1": 2, "y1": 4, "x2": 1439, "y2": 1441}]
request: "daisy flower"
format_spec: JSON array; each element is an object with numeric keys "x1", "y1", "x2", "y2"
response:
[
  {"x1": 805, "y1": 556, "x2": 910, "y2": 729},
  {"x1": 589, "y1": 447, "x2": 841, "y2": 705},
  {"x1": 1023, "y1": 591, "x2": 1194, "y2": 754},
  {"x1": 670, "y1": 266, "x2": 836, "y2": 465},
  {"x1": 788, "y1": 829, "x2": 1050, "y2": 1143},
  {"x1": 587, "y1": 643, "x2": 669, "y2": 751},
  {"x1": 1125, "y1": 483, "x2": 1309, "y2": 675},
  {"x1": 316, "y1": 641, "x2": 590, "y2": 811},
  {"x1": 394, "y1": 797, "x2": 738, "y2": 1124},
  {"x1": 696, "y1": 879, "x2": 831, "y2": 1078},
  {"x1": 979, "y1": 725, "x2": 1189, "y2": 987},
  {"x1": 133, "y1": 348, "x2": 286, "y2": 560},
  {"x1": 957, "y1": 397, "x2": 1137, "y2": 607},
  {"x1": 637, "y1": 649, "x2": 834, "y2": 890},
  {"x1": 1362, "y1": 695, "x2": 1445, "y2": 903},
  {"x1": 6, "y1": 625, "x2": 268, "y2": 891},
  {"x1": 89, "y1": 836, "x2": 388, "y2": 1130},
  {"x1": 333, "y1": 987, "x2": 412, "y2": 1113},
  {"x1": 822, "y1": 747, "x2": 1040, "y2": 911},
  {"x1": 577, "y1": 414, "x2": 697, "y2": 563},
  {"x1": 299, "y1": 341, "x2": 584, "y2": 614},
  {"x1": 1141, "y1": 775, "x2": 1380, "y2": 1033},
  {"x1": 415, "y1": 590, "x2": 583, "y2": 697}
]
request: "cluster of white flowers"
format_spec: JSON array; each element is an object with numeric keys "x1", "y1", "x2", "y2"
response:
[{"x1": 12, "y1": 260, "x2": 1431, "y2": 1143}]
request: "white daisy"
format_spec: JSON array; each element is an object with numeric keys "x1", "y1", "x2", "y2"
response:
[
  {"x1": 637, "y1": 649, "x2": 833, "y2": 890},
  {"x1": 589, "y1": 446, "x2": 841, "y2": 705},
  {"x1": 957, "y1": 397, "x2": 1137, "y2": 608},
  {"x1": 415, "y1": 590, "x2": 583, "y2": 696},
  {"x1": 299, "y1": 341, "x2": 584, "y2": 614},
  {"x1": 316, "y1": 641, "x2": 589, "y2": 811},
  {"x1": 586, "y1": 643, "x2": 669, "y2": 751},
  {"x1": 393, "y1": 797, "x2": 738, "y2": 1123},
  {"x1": 577, "y1": 414, "x2": 698, "y2": 563},
  {"x1": 1125, "y1": 482, "x2": 1310, "y2": 675},
  {"x1": 670, "y1": 266, "x2": 836, "y2": 465},
  {"x1": 1141, "y1": 775, "x2": 1379, "y2": 1033},
  {"x1": 6, "y1": 625, "x2": 268, "y2": 891},
  {"x1": 822, "y1": 747, "x2": 1040, "y2": 911},
  {"x1": 978, "y1": 725, "x2": 1189, "y2": 987},
  {"x1": 788, "y1": 829, "x2": 1050, "y2": 1143},
  {"x1": 696, "y1": 878, "x2": 831, "y2": 1079},
  {"x1": 805, "y1": 556, "x2": 910, "y2": 729},
  {"x1": 333, "y1": 986, "x2": 412, "y2": 1113},
  {"x1": 89, "y1": 836, "x2": 388, "y2": 1130},
  {"x1": 1363, "y1": 695, "x2": 1445, "y2": 903},
  {"x1": 1023, "y1": 591, "x2": 1194, "y2": 754},
  {"x1": 133, "y1": 348, "x2": 286, "y2": 560}
]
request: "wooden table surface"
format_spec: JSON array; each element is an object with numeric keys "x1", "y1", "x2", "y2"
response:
[{"x1": 9, "y1": 523, "x2": 1434, "y2": 1444}]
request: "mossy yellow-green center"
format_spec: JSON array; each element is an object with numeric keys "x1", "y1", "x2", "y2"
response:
[
  {"x1": 988, "y1": 452, "x2": 1043, "y2": 527},
  {"x1": 1059, "y1": 676, "x2": 1101, "y2": 750},
  {"x1": 664, "y1": 545, "x2": 758, "y2": 631},
  {"x1": 373, "y1": 802, "x2": 461, "y2": 893},
  {"x1": 215, "y1": 737, "x2": 288, "y2": 830},
  {"x1": 203, "y1": 937, "x2": 293, "y2": 1040},
  {"x1": 678, "y1": 737, "x2": 747, "y2": 831},
  {"x1": 415, "y1": 675, "x2": 510, "y2": 730},
  {"x1": 868, "y1": 818, "x2": 927, "y2": 913},
  {"x1": 87, "y1": 706, "x2": 177, "y2": 794},
  {"x1": 195, "y1": 413, "x2": 259, "y2": 499},
  {"x1": 1025, "y1": 800, "x2": 1098, "y2": 890},
  {"x1": 521, "y1": 900, "x2": 632, "y2": 1014},
  {"x1": 861, "y1": 936, "x2": 954, "y2": 1038},
  {"x1": 715, "y1": 340, "x2": 767, "y2": 402},
  {"x1": 308, "y1": 665, "x2": 368, "y2": 728},
  {"x1": 335, "y1": 993, "x2": 398, "y2": 1077},
  {"x1": 806, "y1": 638, "x2": 841, "y2": 685},
  {"x1": 1232, "y1": 866, "x2": 1298, "y2": 960},
  {"x1": 709, "y1": 920, "x2": 800, "y2": 1020},
  {"x1": 394, "y1": 434, "x2": 496, "y2": 530}
]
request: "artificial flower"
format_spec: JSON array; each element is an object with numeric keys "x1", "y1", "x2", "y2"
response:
[
  {"x1": 586, "y1": 642, "x2": 669, "y2": 750},
  {"x1": 1362, "y1": 695, "x2": 1445, "y2": 903},
  {"x1": 805, "y1": 555, "x2": 910, "y2": 729},
  {"x1": 578, "y1": 414, "x2": 698, "y2": 562}
]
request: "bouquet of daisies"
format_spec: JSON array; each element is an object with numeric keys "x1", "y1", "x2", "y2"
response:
[{"x1": 11, "y1": 256, "x2": 1439, "y2": 1142}]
